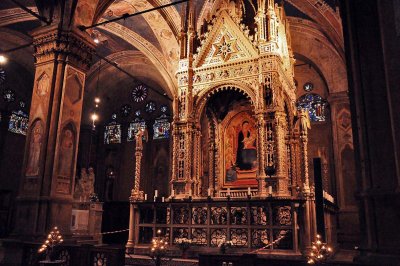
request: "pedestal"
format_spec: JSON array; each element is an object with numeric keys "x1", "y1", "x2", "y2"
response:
[{"x1": 71, "y1": 201, "x2": 103, "y2": 243}]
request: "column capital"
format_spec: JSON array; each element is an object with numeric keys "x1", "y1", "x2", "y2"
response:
[{"x1": 32, "y1": 26, "x2": 95, "y2": 70}]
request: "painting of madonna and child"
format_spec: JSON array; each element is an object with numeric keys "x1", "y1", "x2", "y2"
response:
[{"x1": 224, "y1": 112, "x2": 258, "y2": 188}]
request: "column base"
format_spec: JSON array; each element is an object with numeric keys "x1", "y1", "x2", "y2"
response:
[{"x1": 126, "y1": 242, "x2": 135, "y2": 254}]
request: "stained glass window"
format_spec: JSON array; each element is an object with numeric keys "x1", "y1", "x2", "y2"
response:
[
  {"x1": 0, "y1": 68, "x2": 5, "y2": 85},
  {"x1": 120, "y1": 104, "x2": 131, "y2": 117},
  {"x1": 127, "y1": 118, "x2": 147, "y2": 141},
  {"x1": 104, "y1": 114, "x2": 121, "y2": 144},
  {"x1": 153, "y1": 114, "x2": 170, "y2": 140},
  {"x1": 296, "y1": 93, "x2": 327, "y2": 122},
  {"x1": 2, "y1": 88, "x2": 15, "y2": 103},
  {"x1": 145, "y1": 101, "x2": 156, "y2": 113},
  {"x1": 160, "y1": 104, "x2": 168, "y2": 114},
  {"x1": 132, "y1": 85, "x2": 148, "y2": 103},
  {"x1": 303, "y1": 82, "x2": 314, "y2": 92},
  {"x1": 8, "y1": 110, "x2": 29, "y2": 135}
]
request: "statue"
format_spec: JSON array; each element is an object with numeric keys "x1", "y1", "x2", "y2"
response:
[
  {"x1": 264, "y1": 86, "x2": 273, "y2": 106},
  {"x1": 73, "y1": 168, "x2": 95, "y2": 202},
  {"x1": 88, "y1": 167, "x2": 95, "y2": 196},
  {"x1": 26, "y1": 121, "x2": 43, "y2": 176},
  {"x1": 299, "y1": 109, "x2": 311, "y2": 134},
  {"x1": 135, "y1": 128, "x2": 148, "y2": 149}
]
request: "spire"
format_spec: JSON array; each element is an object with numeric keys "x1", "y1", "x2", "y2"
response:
[
  {"x1": 179, "y1": 2, "x2": 189, "y2": 59},
  {"x1": 266, "y1": 0, "x2": 278, "y2": 42},
  {"x1": 179, "y1": 1, "x2": 197, "y2": 60}
]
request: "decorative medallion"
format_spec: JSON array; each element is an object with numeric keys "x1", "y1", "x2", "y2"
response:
[
  {"x1": 111, "y1": 113, "x2": 117, "y2": 120},
  {"x1": 19, "y1": 100, "x2": 26, "y2": 109},
  {"x1": 120, "y1": 104, "x2": 132, "y2": 117},
  {"x1": 145, "y1": 101, "x2": 156, "y2": 113},
  {"x1": 212, "y1": 35, "x2": 237, "y2": 61},
  {"x1": 0, "y1": 68, "x2": 5, "y2": 85},
  {"x1": 134, "y1": 109, "x2": 141, "y2": 117},
  {"x1": 131, "y1": 85, "x2": 148, "y2": 103},
  {"x1": 2, "y1": 88, "x2": 15, "y2": 102},
  {"x1": 303, "y1": 82, "x2": 314, "y2": 92}
]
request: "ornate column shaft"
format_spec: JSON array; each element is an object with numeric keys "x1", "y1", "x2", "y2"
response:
[
  {"x1": 275, "y1": 111, "x2": 289, "y2": 196},
  {"x1": 290, "y1": 135, "x2": 301, "y2": 195},
  {"x1": 16, "y1": 26, "x2": 94, "y2": 237},
  {"x1": 256, "y1": 112, "x2": 268, "y2": 197},
  {"x1": 193, "y1": 127, "x2": 202, "y2": 196}
]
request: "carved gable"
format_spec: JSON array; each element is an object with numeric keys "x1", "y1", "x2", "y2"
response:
[{"x1": 194, "y1": 10, "x2": 258, "y2": 68}]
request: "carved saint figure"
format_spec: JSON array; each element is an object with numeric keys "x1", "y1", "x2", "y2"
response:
[
  {"x1": 26, "y1": 122, "x2": 43, "y2": 176},
  {"x1": 236, "y1": 121, "x2": 257, "y2": 170},
  {"x1": 59, "y1": 129, "x2": 74, "y2": 177},
  {"x1": 299, "y1": 109, "x2": 311, "y2": 133}
]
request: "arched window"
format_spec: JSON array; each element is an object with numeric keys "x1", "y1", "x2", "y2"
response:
[
  {"x1": 296, "y1": 93, "x2": 328, "y2": 122},
  {"x1": 104, "y1": 113, "x2": 121, "y2": 144}
]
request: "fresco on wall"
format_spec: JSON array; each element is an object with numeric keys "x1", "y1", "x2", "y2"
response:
[
  {"x1": 56, "y1": 127, "x2": 75, "y2": 194},
  {"x1": 224, "y1": 112, "x2": 258, "y2": 187},
  {"x1": 25, "y1": 120, "x2": 43, "y2": 177}
]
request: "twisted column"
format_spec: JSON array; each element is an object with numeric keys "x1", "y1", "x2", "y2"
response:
[{"x1": 131, "y1": 129, "x2": 147, "y2": 201}]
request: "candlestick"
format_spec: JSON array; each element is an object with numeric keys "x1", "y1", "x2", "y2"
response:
[
  {"x1": 171, "y1": 189, "x2": 175, "y2": 197},
  {"x1": 207, "y1": 188, "x2": 211, "y2": 197},
  {"x1": 155, "y1": 190, "x2": 158, "y2": 197},
  {"x1": 268, "y1": 186, "x2": 272, "y2": 195},
  {"x1": 189, "y1": 189, "x2": 192, "y2": 197},
  {"x1": 162, "y1": 197, "x2": 165, "y2": 202},
  {"x1": 227, "y1": 188, "x2": 231, "y2": 196},
  {"x1": 247, "y1": 187, "x2": 251, "y2": 196},
  {"x1": 144, "y1": 194, "x2": 147, "y2": 201}
]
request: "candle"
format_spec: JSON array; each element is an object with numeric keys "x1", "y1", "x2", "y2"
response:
[
  {"x1": 227, "y1": 188, "x2": 231, "y2": 196},
  {"x1": 189, "y1": 189, "x2": 192, "y2": 197},
  {"x1": 207, "y1": 188, "x2": 211, "y2": 197},
  {"x1": 162, "y1": 197, "x2": 165, "y2": 202},
  {"x1": 155, "y1": 190, "x2": 158, "y2": 197},
  {"x1": 144, "y1": 194, "x2": 147, "y2": 201},
  {"x1": 247, "y1": 187, "x2": 251, "y2": 196},
  {"x1": 171, "y1": 189, "x2": 175, "y2": 197},
  {"x1": 268, "y1": 186, "x2": 272, "y2": 195}
]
